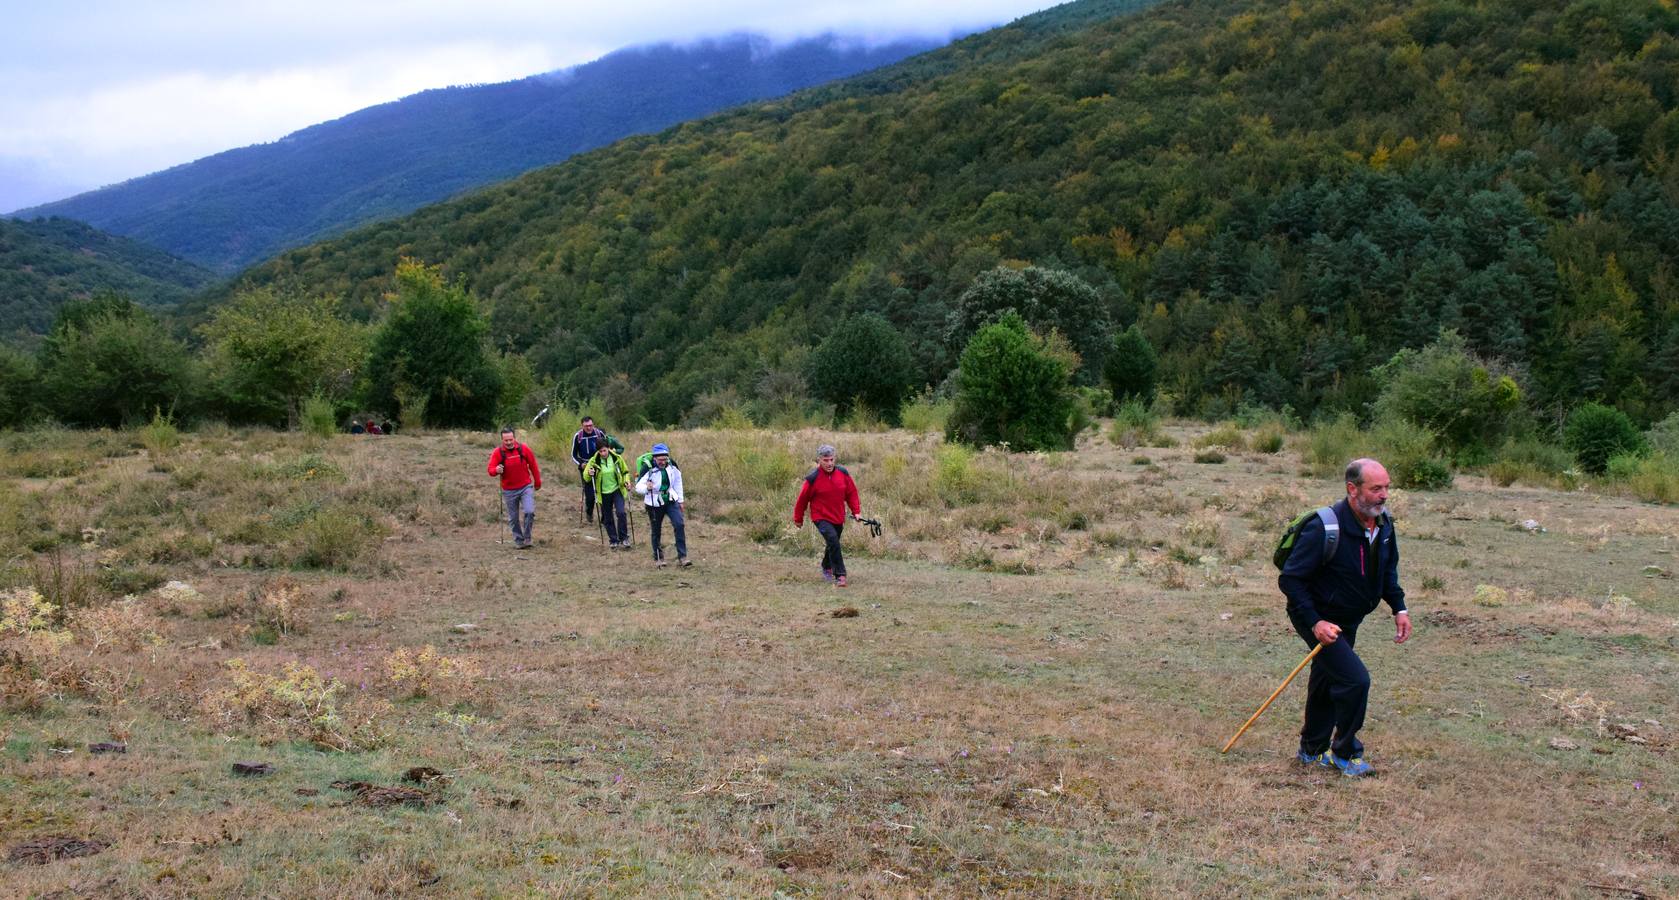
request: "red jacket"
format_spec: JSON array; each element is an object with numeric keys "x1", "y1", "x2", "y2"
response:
[
  {"x1": 793, "y1": 465, "x2": 860, "y2": 526},
  {"x1": 488, "y1": 442, "x2": 541, "y2": 491}
]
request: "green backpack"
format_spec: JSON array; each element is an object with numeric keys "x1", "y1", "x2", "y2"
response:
[{"x1": 1271, "y1": 507, "x2": 1340, "y2": 571}]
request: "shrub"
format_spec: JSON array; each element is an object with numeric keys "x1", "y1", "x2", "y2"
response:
[
  {"x1": 933, "y1": 444, "x2": 983, "y2": 505},
  {"x1": 383, "y1": 645, "x2": 479, "y2": 699},
  {"x1": 1105, "y1": 325, "x2": 1158, "y2": 401},
  {"x1": 200, "y1": 659, "x2": 376, "y2": 751},
  {"x1": 201, "y1": 287, "x2": 365, "y2": 428},
  {"x1": 1646, "y1": 412, "x2": 1679, "y2": 457},
  {"x1": 1373, "y1": 332, "x2": 1523, "y2": 461},
  {"x1": 139, "y1": 407, "x2": 181, "y2": 454},
  {"x1": 1301, "y1": 414, "x2": 1366, "y2": 476},
  {"x1": 0, "y1": 346, "x2": 38, "y2": 428},
  {"x1": 1108, "y1": 399, "x2": 1160, "y2": 448},
  {"x1": 1372, "y1": 419, "x2": 1452, "y2": 490},
  {"x1": 1609, "y1": 453, "x2": 1679, "y2": 504},
  {"x1": 947, "y1": 313, "x2": 1077, "y2": 452},
  {"x1": 600, "y1": 373, "x2": 645, "y2": 430},
  {"x1": 292, "y1": 509, "x2": 385, "y2": 571},
  {"x1": 1564, "y1": 402, "x2": 1645, "y2": 474},
  {"x1": 301, "y1": 394, "x2": 338, "y2": 437},
  {"x1": 364, "y1": 261, "x2": 502, "y2": 428},
  {"x1": 807, "y1": 314, "x2": 916, "y2": 425},
  {"x1": 39, "y1": 298, "x2": 199, "y2": 427},
  {"x1": 1194, "y1": 422, "x2": 1247, "y2": 450},
  {"x1": 900, "y1": 392, "x2": 953, "y2": 433},
  {"x1": 1252, "y1": 423, "x2": 1286, "y2": 454},
  {"x1": 1194, "y1": 449, "x2": 1227, "y2": 464}
]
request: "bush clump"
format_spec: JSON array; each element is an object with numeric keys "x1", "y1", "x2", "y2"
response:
[
  {"x1": 1564, "y1": 403, "x2": 1645, "y2": 475},
  {"x1": 947, "y1": 313, "x2": 1077, "y2": 452}
]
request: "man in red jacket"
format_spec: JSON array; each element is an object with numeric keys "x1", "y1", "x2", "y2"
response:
[
  {"x1": 793, "y1": 443, "x2": 862, "y2": 587},
  {"x1": 487, "y1": 427, "x2": 542, "y2": 549}
]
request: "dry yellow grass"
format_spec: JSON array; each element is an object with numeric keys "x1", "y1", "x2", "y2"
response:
[{"x1": 0, "y1": 423, "x2": 1675, "y2": 896}]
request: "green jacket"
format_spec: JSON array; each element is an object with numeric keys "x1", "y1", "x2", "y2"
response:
[{"x1": 582, "y1": 450, "x2": 630, "y2": 500}]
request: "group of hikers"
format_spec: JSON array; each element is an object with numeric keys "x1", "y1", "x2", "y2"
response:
[
  {"x1": 486, "y1": 417, "x2": 1408, "y2": 776},
  {"x1": 349, "y1": 418, "x2": 394, "y2": 435},
  {"x1": 486, "y1": 416, "x2": 863, "y2": 579}
]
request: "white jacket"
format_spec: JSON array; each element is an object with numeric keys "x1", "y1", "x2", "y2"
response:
[{"x1": 634, "y1": 464, "x2": 684, "y2": 507}]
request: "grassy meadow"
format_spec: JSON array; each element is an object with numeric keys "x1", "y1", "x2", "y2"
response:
[{"x1": 1, "y1": 420, "x2": 1676, "y2": 896}]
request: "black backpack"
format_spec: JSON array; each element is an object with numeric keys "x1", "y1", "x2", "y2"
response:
[{"x1": 1272, "y1": 507, "x2": 1340, "y2": 571}]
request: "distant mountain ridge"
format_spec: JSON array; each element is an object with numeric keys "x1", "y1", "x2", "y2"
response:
[
  {"x1": 0, "y1": 217, "x2": 216, "y2": 340},
  {"x1": 13, "y1": 32, "x2": 947, "y2": 273}
]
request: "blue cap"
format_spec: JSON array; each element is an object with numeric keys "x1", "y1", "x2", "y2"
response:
[{"x1": 651, "y1": 443, "x2": 669, "y2": 455}]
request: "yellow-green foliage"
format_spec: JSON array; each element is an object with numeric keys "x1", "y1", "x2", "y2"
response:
[
  {"x1": 384, "y1": 645, "x2": 480, "y2": 698},
  {"x1": 201, "y1": 658, "x2": 374, "y2": 751},
  {"x1": 1472, "y1": 584, "x2": 1507, "y2": 607},
  {"x1": 1194, "y1": 422, "x2": 1247, "y2": 450}
]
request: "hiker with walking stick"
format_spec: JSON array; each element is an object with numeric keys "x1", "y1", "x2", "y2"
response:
[
  {"x1": 582, "y1": 442, "x2": 632, "y2": 550},
  {"x1": 792, "y1": 444, "x2": 863, "y2": 588},
  {"x1": 487, "y1": 426, "x2": 542, "y2": 550},
  {"x1": 569, "y1": 416, "x2": 622, "y2": 525},
  {"x1": 1275, "y1": 457, "x2": 1411, "y2": 777},
  {"x1": 633, "y1": 443, "x2": 689, "y2": 568}
]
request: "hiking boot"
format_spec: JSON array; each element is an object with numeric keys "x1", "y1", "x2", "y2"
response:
[
  {"x1": 1296, "y1": 749, "x2": 1333, "y2": 768},
  {"x1": 835, "y1": 575, "x2": 848, "y2": 588},
  {"x1": 822, "y1": 568, "x2": 834, "y2": 582},
  {"x1": 1331, "y1": 754, "x2": 1373, "y2": 777},
  {"x1": 679, "y1": 557, "x2": 692, "y2": 567},
  {"x1": 655, "y1": 558, "x2": 667, "y2": 568}
]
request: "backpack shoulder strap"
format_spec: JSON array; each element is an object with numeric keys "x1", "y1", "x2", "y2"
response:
[
  {"x1": 1315, "y1": 506, "x2": 1340, "y2": 566},
  {"x1": 805, "y1": 468, "x2": 820, "y2": 485}
]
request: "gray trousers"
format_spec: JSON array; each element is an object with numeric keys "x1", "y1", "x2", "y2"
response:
[{"x1": 502, "y1": 485, "x2": 535, "y2": 544}]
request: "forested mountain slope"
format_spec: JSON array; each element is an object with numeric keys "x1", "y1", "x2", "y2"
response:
[
  {"x1": 14, "y1": 33, "x2": 944, "y2": 273},
  {"x1": 233, "y1": 0, "x2": 1679, "y2": 424},
  {"x1": 0, "y1": 217, "x2": 216, "y2": 341}
]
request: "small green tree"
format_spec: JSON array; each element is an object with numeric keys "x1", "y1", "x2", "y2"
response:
[
  {"x1": 39, "y1": 300, "x2": 198, "y2": 427},
  {"x1": 807, "y1": 314, "x2": 916, "y2": 425},
  {"x1": 1373, "y1": 332, "x2": 1523, "y2": 461},
  {"x1": 0, "y1": 346, "x2": 38, "y2": 428},
  {"x1": 365, "y1": 261, "x2": 502, "y2": 428},
  {"x1": 947, "y1": 313, "x2": 1077, "y2": 451},
  {"x1": 1104, "y1": 324, "x2": 1158, "y2": 402},
  {"x1": 1564, "y1": 402, "x2": 1646, "y2": 474},
  {"x1": 201, "y1": 286, "x2": 365, "y2": 428}
]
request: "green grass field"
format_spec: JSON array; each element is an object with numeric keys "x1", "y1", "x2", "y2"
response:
[{"x1": 2, "y1": 424, "x2": 1675, "y2": 896}]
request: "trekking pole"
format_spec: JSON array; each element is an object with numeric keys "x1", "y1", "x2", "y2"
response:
[
  {"x1": 598, "y1": 509, "x2": 607, "y2": 554},
  {"x1": 626, "y1": 497, "x2": 636, "y2": 548},
  {"x1": 1221, "y1": 643, "x2": 1323, "y2": 753},
  {"x1": 491, "y1": 489, "x2": 503, "y2": 545}
]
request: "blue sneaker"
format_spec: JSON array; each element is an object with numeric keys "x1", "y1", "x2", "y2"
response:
[
  {"x1": 1297, "y1": 749, "x2": 1332, "y2": 768},
  {"x1": 1331, "y1": 754, "x2": 1373, "y2": 777}
]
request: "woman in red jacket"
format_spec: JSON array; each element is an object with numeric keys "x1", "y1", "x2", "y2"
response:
[{"x1": 792, "y1": 444, "x2": 862, "y2": 587}]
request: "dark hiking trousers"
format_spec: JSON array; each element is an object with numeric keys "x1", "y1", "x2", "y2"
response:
[
  {"x1": 815, "y1": 519, "x2": 846, "y2": 578},
  {"x1": 647, "y1": 503, "x2": 686, "y2": 561},
  {"x1": 1294, "y1": 618, "x2": 1370, "y2": 760},
  {"x1": 578, "y1": 469, "x2": 595, "y2": 522},
  {"x1": 600, "y1": 491, "x2": 628, "y2": 544}
]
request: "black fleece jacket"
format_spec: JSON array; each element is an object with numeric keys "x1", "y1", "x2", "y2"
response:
[{"x1": 1279, "y1": 498, "x2": 1406, "y2": 631}]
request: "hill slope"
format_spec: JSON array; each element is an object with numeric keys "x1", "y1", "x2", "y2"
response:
[
  {"x1": 14, "y1": 33, "x2": 946, "y2": 273},
  {"x1": 234, "y1": 0, "x2": 1679, "y2": 423},
  {"x1": 0, "y1": 217, "x2": 217, "y2": 340}
]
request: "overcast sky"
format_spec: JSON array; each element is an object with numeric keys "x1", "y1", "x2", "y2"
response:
[{"x1": 0, "y1": 0, "x2": 1063, "y2": 212}]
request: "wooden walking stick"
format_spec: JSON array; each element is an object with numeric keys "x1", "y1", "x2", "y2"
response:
[{"x1": 1221, "y1": 642, "x2": 1324, "y2": 754}]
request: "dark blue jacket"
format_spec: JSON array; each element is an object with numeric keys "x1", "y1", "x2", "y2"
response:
[
  {"x1": 570, "y1": 428, "x2": 622, "y2": 467},
  {"x1": 1279, "y1": 498, "x2": 1406, "y2": 631}
]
